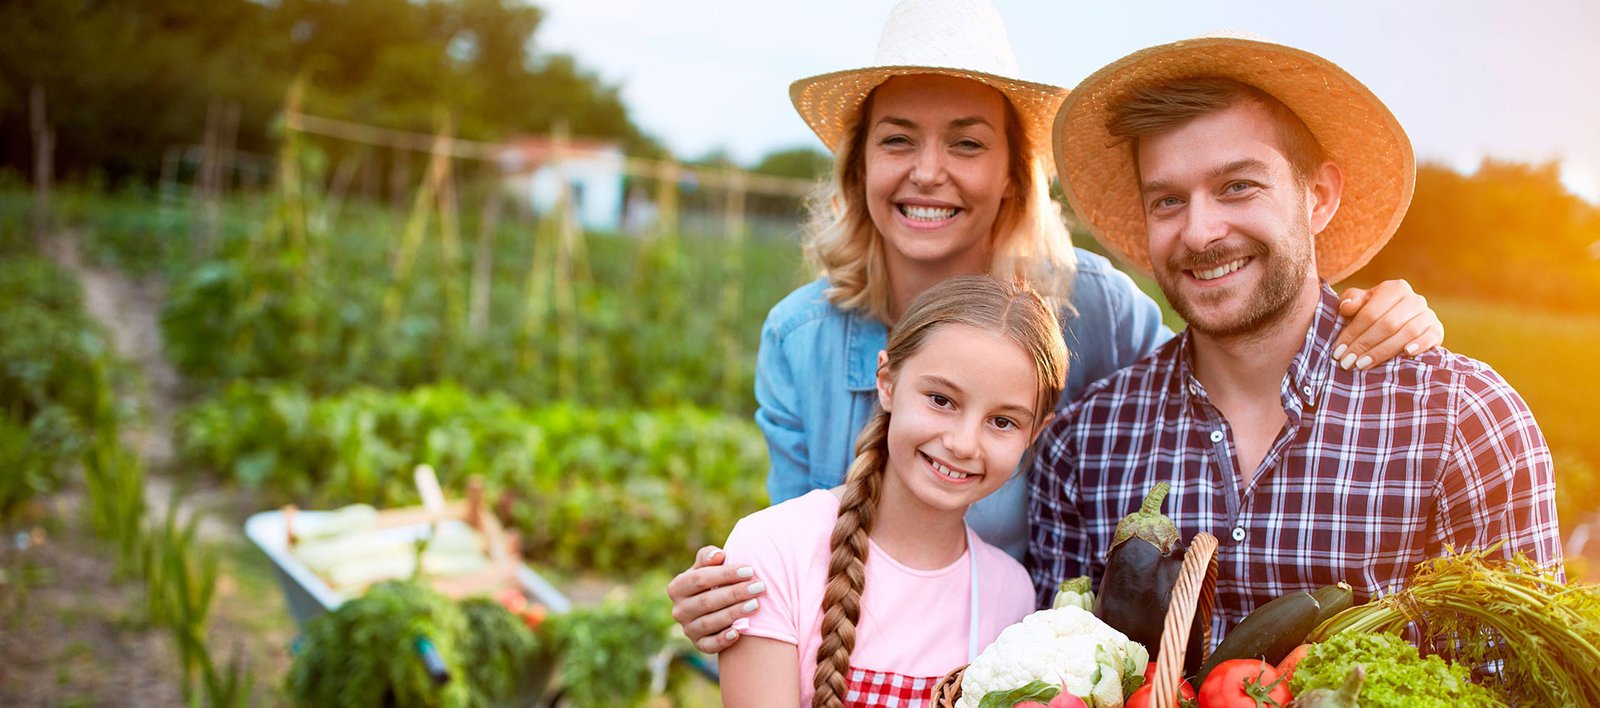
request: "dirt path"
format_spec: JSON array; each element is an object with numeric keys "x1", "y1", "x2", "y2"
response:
[{"x1": 0, "y1": 233, "x2": 297, "y2": 705}]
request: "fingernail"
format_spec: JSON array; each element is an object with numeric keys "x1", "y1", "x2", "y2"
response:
[
  {"x1": 741, "y1": 599, "x2": 759, "y2": 613},
  {"x1": 1405, "y1": 343, "x2": 1419, "y2": 355},
  {"x1": 1332, "y1": 344, "x2": 1348, "y2": 360},
  {"x1": 1341, "y1": 299, "x2": 1353, "y2": 309},
  {"x1": 1355, "y1": 355, "x2": 1373, "y2": 370},
  {"x1": 747, "y1": 581, "x2": 766, "y2": 595},
  {"x1": 1340, "y1": 353, "x2": 1357, "y2": 370},
  {"x1": 704, "y1": 549, "x2": 722, "y2": 563},
  {"x1": 723, "y1": 629, "x2": 739, "y2": 641},
  {"x1": 735, "y1": 566, "x2": 754, "y2": 578}
]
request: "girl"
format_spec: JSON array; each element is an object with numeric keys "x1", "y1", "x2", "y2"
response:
[
  {"x1": 718, "y1": 275, "x2": 1066, "y2": 708},
  {"x1": 670, "y1": 0, "x2": 1444, "y2": 651}
]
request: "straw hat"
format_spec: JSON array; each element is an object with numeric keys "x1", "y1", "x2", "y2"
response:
[
  {"x1": 790, "y1": 0, "x2": 1067, "y2": 160},
  {"x1": 1053, "y1": 36, "x2": 1415, "y2": 283}
]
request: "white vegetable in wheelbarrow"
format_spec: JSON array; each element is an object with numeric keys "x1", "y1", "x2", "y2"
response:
[{"x1": 956, "y1": 606, "x2": 1148, "y2": 708}]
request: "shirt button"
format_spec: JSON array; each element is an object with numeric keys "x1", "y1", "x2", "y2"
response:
[
  {"x1": 1209, "y1": 430, "x2": 1224, "y2": 443},
  {"x1": 1231, "y1": 527, "x2": 1246, "y2": 542}
]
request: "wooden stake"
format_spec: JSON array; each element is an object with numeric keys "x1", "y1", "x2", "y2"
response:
[
  {"x1": 29, "y1": 84, "x2": 54, "y2": 246},
  {"x1": 470, "y1": 188, "x2": 504, "y2": 338},
  {"x1": 383, "y1": 117, "x2": 453, "y2": 326},
  {"x1": 193, "y1": 99, "x2": 221, "y2": 254}
]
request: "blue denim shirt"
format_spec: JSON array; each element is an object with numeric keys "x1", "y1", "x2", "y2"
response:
[{"x1": 755, "y1": 248, "x2": 1174, "y2": 560}]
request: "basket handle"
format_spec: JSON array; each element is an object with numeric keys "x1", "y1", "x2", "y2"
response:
[{"x1": 1151, "y1": 532, "x2": 1218, "y2": 708}]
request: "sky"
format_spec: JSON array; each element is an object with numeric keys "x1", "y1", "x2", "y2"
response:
[{"x1": 529, "y1": 0, "x2": 1600, "y2": 203}]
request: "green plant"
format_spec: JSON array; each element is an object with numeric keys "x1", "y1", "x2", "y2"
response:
[
  {"x1": 178, "y1": 382, "x2": 770, "y2": 575},
  {"x1": 543, "y1": 579, "x2": 689, "y2": 708},
  {"x1": 286, "y1": 581, "x2": 537, "y2": 707}
]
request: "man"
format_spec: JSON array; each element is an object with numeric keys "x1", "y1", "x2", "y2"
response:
[{"x1": 1030, "y1": 37, "x2": 1563, "y2": 633}]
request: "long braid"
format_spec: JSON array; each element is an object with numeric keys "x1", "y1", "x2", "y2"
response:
[{"x1": 810, "y1": 410, "x2": 890, "y2": 708}]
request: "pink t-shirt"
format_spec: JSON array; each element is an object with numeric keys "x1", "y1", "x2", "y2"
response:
[{"x1": 724, "y1": 489, "x2": 1035, "y2": 704}]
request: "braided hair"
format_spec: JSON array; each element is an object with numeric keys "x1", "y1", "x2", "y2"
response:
[{"x1": 809, "y1": 275, "x2": 1067, "y2": 707}]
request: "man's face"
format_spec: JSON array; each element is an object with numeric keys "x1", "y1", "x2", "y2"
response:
[{"x1": 1136, "y1": 100, "x2": 1330, "y2": 339}]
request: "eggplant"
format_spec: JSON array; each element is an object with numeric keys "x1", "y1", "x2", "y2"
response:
[{"x1": 1093, "y1": 481, "x2": 1207, "y2": 677}]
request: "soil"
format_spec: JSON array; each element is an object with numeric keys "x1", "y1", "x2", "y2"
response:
[{"x1": 0, "y1": 233, "x2": 296, "y2": 706}]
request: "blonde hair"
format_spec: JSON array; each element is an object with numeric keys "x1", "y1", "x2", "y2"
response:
[
  {"x1": 803, "y1": 81, "x2": 1077, "y2": 324},
  {"x1": 809, "y1": 275, "x2": 1068, "y2": 707}
]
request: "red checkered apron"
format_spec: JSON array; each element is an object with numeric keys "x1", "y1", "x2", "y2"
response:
[
  {"x1": 843, "y1": 667, "x2": 941, "y2": 707},
  {"x1": 836, "y1": 533, "x2": 985, "y2": 707}
]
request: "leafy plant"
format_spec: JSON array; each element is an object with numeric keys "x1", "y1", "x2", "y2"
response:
[
  {"x1": 178, "y1": 382, "x2": 769, "y2": 574},
  {"x1": 543, "y1": 579, "x2": 689, "y2": 708},
  {"x1": 287, "y1": 581, "x2": 537, "y2": 708}
]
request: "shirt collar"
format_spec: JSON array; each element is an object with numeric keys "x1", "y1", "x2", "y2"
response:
[{"x1": 1175, "y1": 283, "x2": 1344, "y2": 416}]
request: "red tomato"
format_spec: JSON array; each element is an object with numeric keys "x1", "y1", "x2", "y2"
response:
[{"x1": 1198, "y1": 659, "x2": 1291, "y2": 708}]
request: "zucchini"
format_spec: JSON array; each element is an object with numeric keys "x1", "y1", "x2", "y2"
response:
[
  {"x1": 1311, "y1": 582, "x2": 1354, "y2": 626},
  {"x1": 1195, "y1": 590, "x2": 1321, "y2": 686}
]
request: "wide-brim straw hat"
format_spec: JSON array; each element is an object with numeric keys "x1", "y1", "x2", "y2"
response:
[
  {"x1": 790, "y1": 0, "x2": 1067, "y2": 163},
  {"x1": 1054, "y1": 36, "x2": 1415, "y2": 283}
]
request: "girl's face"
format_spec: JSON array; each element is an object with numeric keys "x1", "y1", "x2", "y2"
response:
[
  {"x1": 863, "y1": 74, "x2": 1014, "y2": 282},
  {"x1": 875, "y1": 323, "x2": 1043, "y2": 515}
]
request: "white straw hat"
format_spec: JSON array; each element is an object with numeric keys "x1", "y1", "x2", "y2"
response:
[
  {"x1": 1054, "y1": 36, "x2": 1415, "y2": 283},
  {"x1": 790, "y1": 0, "x2": 1067, "y2": 160}
]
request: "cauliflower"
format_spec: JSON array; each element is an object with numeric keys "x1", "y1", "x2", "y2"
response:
[{"x1": 957, "y1": 606, "x2": 1148, "y2": 708}]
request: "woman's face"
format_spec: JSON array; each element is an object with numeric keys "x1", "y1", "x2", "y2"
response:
[{"x1": 863, "y1": 74, "x2": 1014, "y2": 281}]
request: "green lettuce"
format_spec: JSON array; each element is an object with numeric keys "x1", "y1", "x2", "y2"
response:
[{"x1": 1289, "y1": 631, "x2": 1503, "y2": 707}]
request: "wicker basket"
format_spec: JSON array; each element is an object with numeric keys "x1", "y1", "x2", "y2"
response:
[{"x1": 931, "y1": 533, "x2": 1219, "y2": 708}]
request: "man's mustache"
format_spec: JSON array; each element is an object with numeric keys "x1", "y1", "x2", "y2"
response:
[{"x1": 1167, "y1": 242, "x2": 1268, "y2": 272}]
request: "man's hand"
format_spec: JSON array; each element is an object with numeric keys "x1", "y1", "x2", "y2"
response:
[
  {"x1": 1334, "y1": 279, "x2": 1445, "y2": 370},
  {"x1": 667, "y1": 545, "x2": 768, "y2": 654}
]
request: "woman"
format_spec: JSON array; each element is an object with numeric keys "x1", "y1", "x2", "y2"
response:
[{"x1": 673, "y1": 0, "x2": 1443, "y2": 654}]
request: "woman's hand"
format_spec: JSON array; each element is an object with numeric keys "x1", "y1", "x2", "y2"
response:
[
  {"x1": 667, "y1": 546, "x2": 768, "y2": 653},
  {"x1": 1334, "y1": 279, "x2": 1445, "y2": 370}
]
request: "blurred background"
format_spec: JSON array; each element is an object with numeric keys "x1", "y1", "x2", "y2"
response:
[{"x1": 1, "y1": 0, "x2": 1595, "y2": 705}]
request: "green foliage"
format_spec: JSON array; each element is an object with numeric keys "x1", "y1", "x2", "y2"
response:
[
  {"x1": 1357, "y1": 160, "x2": 1600, "y2": 314},
  {"x1": 158, "y1": 188, "x2": 804, "y2": 412},
  {"x1": 0, "y1": 226, "x2": 121, "y2": 519},
  {"x1": 458, "y1": 597, "x2": 543, "y2": 707},
  {"x1": 0, "y1": 0, "x2": 657, "y2": 185},
  {"x1": 286, "y1": 581, "x2": 536, "y2": 708},
  {"x1": 1293, "y1": 631, "x2": 1498, "y2": 707},
  {"x1": 750, "y1": 146, "x2": 833, "y2": 180},
  {"x1": 543, "y1": 581, "x2": 688, "y2": 708},
  {"x1": 178, "y1": 383, "x2": 769, "y2": 574}
]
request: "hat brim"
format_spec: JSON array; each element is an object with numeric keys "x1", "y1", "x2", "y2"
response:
[
  {"x1": 1054, "y1": 37, "x2": 1415, "y2": 283},
  {"x1": 792, "y1": 66, "x2": 1068, "y2": 171}
]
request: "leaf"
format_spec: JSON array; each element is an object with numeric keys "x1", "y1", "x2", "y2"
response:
[{"x1": 978, "y1": 680, "x2": 1060, "y2": 708}]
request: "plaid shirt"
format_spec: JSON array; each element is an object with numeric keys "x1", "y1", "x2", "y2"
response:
[{"x1": 1028, "y1": 285, "x2": 1563, "y2": 638}]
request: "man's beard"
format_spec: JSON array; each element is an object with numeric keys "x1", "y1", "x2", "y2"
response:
[{"x1": 1157, "y1": 236, "x2": 1313, "y2": 340}]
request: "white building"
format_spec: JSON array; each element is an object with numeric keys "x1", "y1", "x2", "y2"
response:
[{"x1": 498, "y1": 136, "x2": 625, "y2": 232}]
